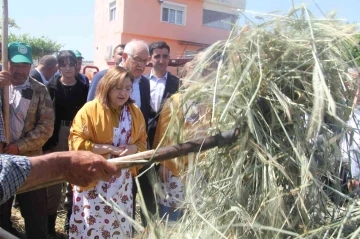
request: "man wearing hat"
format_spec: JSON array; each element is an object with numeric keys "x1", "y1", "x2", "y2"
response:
[
  {"x1": 73, "y1": 49, "x2": 89, "y2": 85},
  {"x1": 0, "y1": 42, "x2": 54, "y2": 239}
]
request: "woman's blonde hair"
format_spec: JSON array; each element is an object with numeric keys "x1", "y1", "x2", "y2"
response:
[{"x1": 95, "y1": 66, "x2": 134, "y2": 108}]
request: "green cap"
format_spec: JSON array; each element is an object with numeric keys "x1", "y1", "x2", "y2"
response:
[
  {"x1": 8, "y1": 42, "x2": 33, "y2": 64},
  {"x1": 72, "y1": 49, "x2": 83, "y2": 59}
]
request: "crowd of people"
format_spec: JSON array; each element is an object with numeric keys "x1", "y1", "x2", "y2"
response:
[
  {"x1": 0, "y1": 39, "x2": 202, "y2": 239},
  {"x1": 0, "y1": 38, "x2": 359, "y2": 239}
]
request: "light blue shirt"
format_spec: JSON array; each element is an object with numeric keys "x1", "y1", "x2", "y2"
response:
[
  {"x1": 131, "y1": 76, "x2": 141, "y2": 108},
  {"x1": 0, "y1": 154, "x2": 31, "y2": 204},
  {"x1": 149, "y1": 71, "x2": 168, "y2": 113}
]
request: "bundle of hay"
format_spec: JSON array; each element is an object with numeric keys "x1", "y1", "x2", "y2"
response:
[{"x1": 138, "y1": 5, "x2": 360, "y2": 239}]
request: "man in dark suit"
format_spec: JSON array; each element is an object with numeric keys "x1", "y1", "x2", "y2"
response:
[
  {"x1": 120, "y1": 40, "x2": 150, "y2": 129},
  {"x1": 145, "y1": 41, "x2": 179, "y2": 148},
  {"x1": 73, "y1": 49, "x2": 90, "y2": 85},
  {"x1": 87, "y1": 42, "x2": 150, "y2": 124},
  {"x1": 87, "y1": 44, "x2": 126, "y2": 101},
  {"x1": 29, "y1": 55, "x2": 58, "y2": 85}
]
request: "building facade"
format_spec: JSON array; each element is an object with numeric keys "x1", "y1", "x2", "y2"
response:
[{"x1": 94, "y1": 0, "x2": 246, "y2": 71}]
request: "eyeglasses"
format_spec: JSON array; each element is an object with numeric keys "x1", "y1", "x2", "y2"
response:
[
  {"x1": 113, "y1": 86, "x2": 133, "y2": 93},
  {"x1": 153, "y1": 54, "x2": 169, "y2": 60},
  {"x1": 128, "y1": 54, "x2": 148, "y2": 65}
]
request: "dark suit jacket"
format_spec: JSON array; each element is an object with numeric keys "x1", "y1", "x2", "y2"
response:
[
  {"x1": 87, "y1": 69, "x2": 107, "y2": 101},
  {"x1": 88, "y1": 70, "x2": 150, "y2": 130},
  {"x1": 139, "y1": 75, "x2": 151, "y2": 131},
  {"x1": 144, "y1": 72, "x2": 179, "y2": 147},
  {"x1": 29, "y1": 69, "x2": 44, "y2": 85}
]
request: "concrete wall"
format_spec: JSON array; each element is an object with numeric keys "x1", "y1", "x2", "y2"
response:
[{"x1": 94, "y1": 0, "x2": 246, "y2": 71}]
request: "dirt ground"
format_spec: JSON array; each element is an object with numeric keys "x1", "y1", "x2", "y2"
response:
[
  {"x1": 9, "y1": 188, "x2": 143, "y2": 239},
  {"x1": 11, "y1": 207, "x2": 68, "y2": 239}
]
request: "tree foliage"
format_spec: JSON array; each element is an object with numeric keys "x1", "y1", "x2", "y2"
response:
[
  {"x1": 0, "y1": 18, "x2": 20, "y2": 29},
  {"x1": 8, "y1": 33, "x2": 63, "y2": 60},
  {"x1": 0, "y1": 18, "x2": 63, "y2": 61}
]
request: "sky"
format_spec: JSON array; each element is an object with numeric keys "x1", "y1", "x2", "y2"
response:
[{"x1": 0, "y1": 0, "x2": 359, "y2": 61}]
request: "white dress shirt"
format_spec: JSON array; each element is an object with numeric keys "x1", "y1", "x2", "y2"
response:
[
  {"x1": 149, "y1": 71, "x2": 168, "y2": 113},
  {"x1": 131, "y1": 76, "x2": 141, "y2": 108}
]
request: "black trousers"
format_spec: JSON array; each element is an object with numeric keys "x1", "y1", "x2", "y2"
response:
[
  {"x1": 133, "y1": 165, "x2": 158, "y2": 226},
  {"x1": 0, "y1": 188, "x2": 48, "y2": 239}
]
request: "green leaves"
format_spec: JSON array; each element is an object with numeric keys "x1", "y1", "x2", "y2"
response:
[
  {"x1": 8, "y1": 33, "x2": 62, "y2": 60},
  {"x1": 0, "y1": 18, "x2": 63, "y2": 61},
  {"x1": 0, "y1": 18, "x2": 20, "y2": 29}
]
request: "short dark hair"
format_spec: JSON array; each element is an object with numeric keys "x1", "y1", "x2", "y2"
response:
[
  {"x1": 57, "y1": 50, "x2": 77, "y2": 67},
  {"x1": 149, "y1": 41, "x2": 170, "y2": 56},
  {"x1": 113, "y1": 44, "x2": 126, "y2": 55},
  {"x1": 39, "y1": 55, "x2": 57, "y2": 67}
]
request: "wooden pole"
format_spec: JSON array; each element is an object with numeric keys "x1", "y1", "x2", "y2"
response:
[
  {"x1": 2, "y1": 0, "x2": 10, "y2": 146},
  {"x1": 17, "y1": 127, "x2": 240, "y2": 193}
]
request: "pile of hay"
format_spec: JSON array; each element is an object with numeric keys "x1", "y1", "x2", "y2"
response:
[
  {"x1": 137, "y1": 5, "x2": 360, "y2": 239},
  {"x1": 9, "y1": 6, "x2": 360, "y2": 239}
]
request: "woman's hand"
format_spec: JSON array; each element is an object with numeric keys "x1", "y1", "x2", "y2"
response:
[
  {"x1": 158, "y1": 164, "x2": 170, "y2": 183},
  {"x1": 117, "y1": 145, "x2": 137, "y2": 156},
  {"x1": 92, "y1": 144, "x2": 124, "y2": 156},
  {"x1": 92, "y1": 144, "x2": 137, "y2": 157}
]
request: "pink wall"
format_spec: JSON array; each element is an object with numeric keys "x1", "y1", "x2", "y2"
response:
[
  {"x1": 94, "y1": 0, "x2": 234, "y2": 71},
  {"x1": 121, "y1": 33, "x2": 201, "y2": 58},
  {"x1": 123, "y1": 0, "x2": 230, "y2": 44},
  {"x1": 94, "y1": 0, "x2": 125, "y2": 69}
]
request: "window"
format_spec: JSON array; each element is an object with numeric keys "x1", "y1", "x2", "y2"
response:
[
  {"x1": 105, "y1": 45, "x2": 113, "y2": 60},
  {"x1": 203, "y1": 9, "x2": 237, "y2": 30},
  {"x1": 208, "y1": 0, "x2": 231, "y2": 4},
  {"x1": 109, "y1": 1, "x2": 116, "y2": 21},
  {"x1": 184, "y1": 50, "x2": 197, "y2": 59},
  {"x1": 161, "y1": 2, "x2": 186, "y2": 25}
]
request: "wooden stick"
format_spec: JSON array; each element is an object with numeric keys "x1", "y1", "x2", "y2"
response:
[
  {"x1": 2, "y1": 0, "x2": 10, "y2": 144},
  {"x1": 17, "y1": 127, "x2": 240, "y2": 194}
]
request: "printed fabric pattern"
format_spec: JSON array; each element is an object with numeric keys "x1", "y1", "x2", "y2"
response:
[{"x1": 69, "y1": 105, "x2": 133, "y2": 239}]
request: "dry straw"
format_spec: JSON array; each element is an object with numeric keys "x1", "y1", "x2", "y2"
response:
[{"x1": 129, "y1": 4, "x2": 360, "y2": 238}]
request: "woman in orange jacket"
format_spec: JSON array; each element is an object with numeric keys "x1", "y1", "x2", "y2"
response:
[{"x1": 68, "y1": 66, "x2": 147, "y2": 238}]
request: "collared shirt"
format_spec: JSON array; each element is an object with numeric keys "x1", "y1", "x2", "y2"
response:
[
  {"x1": 9, "y1": 79, "x2": 31, "y2": 143},
  {"x1": 0, "y1": 154, "x2": 31, "y2": 204},
  {"x1": 35, "y1": 68, "x2": 49, "y2": 85},
  {"x1": 149, "y1": 70, "x2": 168, "y2": 113},
  {"x1": 131, "y1": 76, "x2": 141, "y2": 109}
]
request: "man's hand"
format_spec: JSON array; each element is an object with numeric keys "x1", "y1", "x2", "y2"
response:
[
  {"x1": 0, "y1": 71, "x2": 12, "y2": 88},
  {"x1": 4, "y1": 144, "x2": 19, "y2": 155},
  {"x1": 64, "y1": 151, "x2": 121, "y2": 187},
  {"x1": 158, "y1": 164, "x2": 170, "y2": 183}
]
